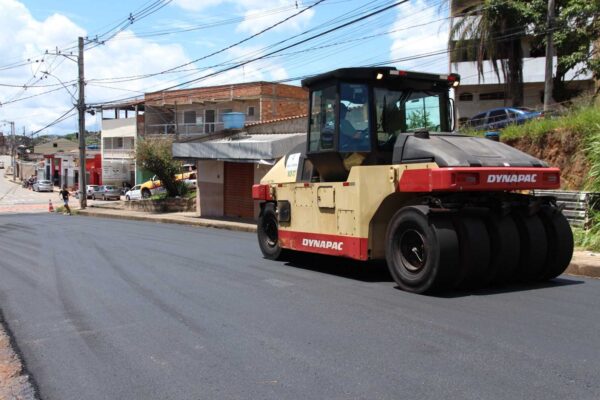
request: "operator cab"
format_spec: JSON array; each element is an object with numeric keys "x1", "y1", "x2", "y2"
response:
[{"x1": 301, "y1": 67, "x2": 460, "y2": 181}]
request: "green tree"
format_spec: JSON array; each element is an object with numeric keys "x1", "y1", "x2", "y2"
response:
[
  {"x1": 407, "y1": 110, "x2": 432, "y2": 130},
  {"x1": 450, "y1": 0, "x2": 530, "y2": 106},
  {"x1": 136, "y1": 138, "x2": 183, "y2": 197},
  {"x1": 526, "y1": 0, "x2": 600, "y2": 101}
]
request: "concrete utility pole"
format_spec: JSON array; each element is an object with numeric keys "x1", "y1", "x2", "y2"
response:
[
  {"x1": 77, "y1": 37, "x2": 87, "y2": 209},
  {"x1": 543, "y1": 0, "x2": 556, "y2": 112},
  {"x1": 1, "y1": 120, "x2": 16, "y2": 181}
]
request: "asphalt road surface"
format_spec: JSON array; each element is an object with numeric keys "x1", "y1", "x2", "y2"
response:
[{"x1": 0, "y1": 212, "x2": 599, "y2": 400}]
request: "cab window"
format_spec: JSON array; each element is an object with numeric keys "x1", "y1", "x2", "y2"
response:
[
  {"x1": 308, "y1": 86, "x2": 336, "y2": 152},
  {"x1": 339, "y1": 83, "x2": 371, "y2": 153}
]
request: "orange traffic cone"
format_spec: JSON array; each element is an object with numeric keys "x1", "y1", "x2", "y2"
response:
[{"x1": 48, "y1": 200, "x2": 54, "y2": 212}]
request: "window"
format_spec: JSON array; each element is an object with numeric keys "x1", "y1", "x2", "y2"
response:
[
  {"x1": 308, "y1": 85, "x2": 336, "y2": 152},
  {"x1": 53, "y1": 143, "x2": 57, "y2": 148},
  {"x1": 183, "y1": 111, "x2": 196, "y2": 124},
  {"x1": 487, "y1": 109, "x2": 507, "y2": 123},
  {"x1": 374, "y1": 88, "x2": 445, "y2": 150},
  {"x1": 459, "y1": 92, "x2": 473, "y2": 101},
  {"x1": 480, "y1": 92, "x2": 505, "y2": 101},
  {"x1": 247, "y1": 106, "x2": 255, "y2": 117},
  {"x1": 339, "y1": 83, "x2": 371, "y2": 153},
  {"x1": 467, "y1": 112, "x2": 487, "y2": 128},
  {"x1": 115, "y1": 137, "x2": 123, "y2": 148}
]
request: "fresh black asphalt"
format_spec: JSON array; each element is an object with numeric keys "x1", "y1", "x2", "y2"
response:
[{"x1": 0, "y1": 213, "x2": 599, "y2": 400}]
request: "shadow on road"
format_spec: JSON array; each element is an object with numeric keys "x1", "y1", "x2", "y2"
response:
[
  {"x1": 283, "y1": 252, "x2": 393, "y2": 283},
  {"x1": 281, "y1": 252, "x2": 585, "y2": 295},
  {"x1": 429, "y1": 277, "x2": 585, "y2": 298}
]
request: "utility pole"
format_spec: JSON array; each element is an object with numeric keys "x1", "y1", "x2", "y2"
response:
[
  {"x1": 77, "y1": 37, "x2": 87, "y2": 208},
  {"x1": 543, "y1": 0, "x2": 556, "y2": 112}
]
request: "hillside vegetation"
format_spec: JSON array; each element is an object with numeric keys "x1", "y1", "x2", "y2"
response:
[
  {"x1": 496, "y1": 100, "x2": 600, "y2": 250},
  {"x1": 501, "y1": 102, "x2": 600, "y2": 191}
]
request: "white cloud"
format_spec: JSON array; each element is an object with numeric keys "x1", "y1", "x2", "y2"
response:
[
  {"x1": 172, "y1": 0, "x2": 315, "y2": 34},
  {"x1": 0, "y1": 0, "x2": 193, "y2": 135},
  {"x1": 389, "y1": 0, "x2": 449, "y2": 73}
]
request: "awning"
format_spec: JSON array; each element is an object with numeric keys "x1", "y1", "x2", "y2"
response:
[{"x1": 172, "y1": 133, "x2": 306, "y2": 162}]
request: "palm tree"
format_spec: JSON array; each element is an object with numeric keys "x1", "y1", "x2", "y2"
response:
[{"x1": 449, "y1": 0, "x2": 528, "y2": 106}]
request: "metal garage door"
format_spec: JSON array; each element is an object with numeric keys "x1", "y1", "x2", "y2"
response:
[{"x1": 224, "y1": 162, "x2": 254, "y2": 218}]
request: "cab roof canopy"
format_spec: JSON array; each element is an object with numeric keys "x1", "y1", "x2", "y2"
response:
[{"x1": 301, "y1": 67, "x2": 460, "y2": 90}]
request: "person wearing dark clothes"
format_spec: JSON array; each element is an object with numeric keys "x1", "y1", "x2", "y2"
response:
[{"x1": 59, "y1": 185, "x2": 71, "y2": 215}]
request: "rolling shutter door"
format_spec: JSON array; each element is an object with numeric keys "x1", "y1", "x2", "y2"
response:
[{"x1": 224, "y1": 162, "x2": 254, "y2": 218}]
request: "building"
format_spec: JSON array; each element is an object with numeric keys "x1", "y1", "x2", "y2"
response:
[
  {"x1": 144, "y1": 81, "x2": 307, "y2": 137},
  {"x1": 449, "y1": 0, "x2": 594, "y2": 123},
  {"x1": 99, "y1": 101, "x2": 143, "y2": 187},
  {"x1": 173, "y1": 115, "x2": 307, "y2": 220}
]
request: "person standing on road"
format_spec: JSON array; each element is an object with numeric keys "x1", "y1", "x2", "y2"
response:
[{"x1": 59, "y1": 185, "x2": 71, "y2": 215}]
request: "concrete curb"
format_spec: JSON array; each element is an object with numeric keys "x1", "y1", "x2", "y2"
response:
[
  {"x1": 565, "y1": 252, "x2": 600, "y2": 279},
  {"x1": 76, "y1": 208, "x2": 600, "y2": 279},
  {"x1": 77, "y1": 209, "x2": 257, "y2": 233}
]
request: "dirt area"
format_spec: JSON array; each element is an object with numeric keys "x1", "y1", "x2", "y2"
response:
[
  {"x1": 504, "y1": 129, "x2": 589, "y2": 190},
  {"x1": 0, "y1": 321, "x2": 36, "y2": 400}
]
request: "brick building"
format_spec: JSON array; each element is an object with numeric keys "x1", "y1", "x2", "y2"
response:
[{"x1": 144, "y1": 82, "x2": 307, "y2": 136}]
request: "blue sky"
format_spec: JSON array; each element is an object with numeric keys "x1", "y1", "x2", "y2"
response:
[{"x1": 0, "y1": 0, "x2": 449, "y2": 135}]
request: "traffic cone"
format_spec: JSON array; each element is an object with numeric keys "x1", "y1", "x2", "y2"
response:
[{"x1": 48, "y1": 200, "x2": 54, "y2": 212}]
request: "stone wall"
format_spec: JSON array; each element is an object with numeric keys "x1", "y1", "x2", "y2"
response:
[{"x1": 124, "y1": 197, "x2": 196, "y2": 213}]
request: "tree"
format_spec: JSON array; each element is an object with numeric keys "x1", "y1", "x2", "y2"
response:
[
  {"x1": 450, "y1": 0, "x2": 530, "y2": 106},
  {"x1": 526, "y1": 0, "x2": 600, "y2": 101},
  {"x1": 136, "y1": 137, "x2": 183, "y2": 197}
]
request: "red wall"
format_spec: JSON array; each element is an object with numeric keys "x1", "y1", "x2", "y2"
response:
[{"x1": 86, "y1": 154, "x2": 102, "y2": 185}]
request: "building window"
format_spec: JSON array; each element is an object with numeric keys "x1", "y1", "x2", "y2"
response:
[
  {"x1": 115, "y1": 137, "x2": 123, "y2": 148},
  {"x1": 53, "y1": 143, "x2": 58, "y2": 147},
  {"x1": 247, "y1": 106, "x2": 255, "y2": 117},
  {"x1": 479, "y1": 92, "x2": 505, "y2": 101},
  {"x1": 183, "y1": 111, "x2": 196, "y2": 124},
  {"x1": 459, "y1": 92, "x2": 473, "y2": 101}
]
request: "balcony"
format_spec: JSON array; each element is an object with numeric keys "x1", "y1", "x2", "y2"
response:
[
  {"x1": 146, "y1": 122, "x2": 225, "y2": 136},
  {"x1": 103, "y1": 148, "x2": 135, "y2": 159}
]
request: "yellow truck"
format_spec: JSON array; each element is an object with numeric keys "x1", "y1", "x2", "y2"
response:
[{"x1": 252, "y1": 67, "x2": 572, "y2": 294}]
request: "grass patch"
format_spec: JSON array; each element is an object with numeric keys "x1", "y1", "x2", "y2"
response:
[
  {"x1": 573, "y1": 211, "x2": 600, "y2": 252},
  {"x1": 54, "y1": 205, "x2": 78, "y2": 215}
]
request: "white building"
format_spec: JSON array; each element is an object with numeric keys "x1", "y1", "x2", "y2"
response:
[{"x1": 450, "y1": 0, "x2": 594, "y2": 123}]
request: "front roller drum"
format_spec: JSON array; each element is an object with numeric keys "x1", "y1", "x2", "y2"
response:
[{"x1": 385, "y1": 206, "x2": 459, "y2": 294}]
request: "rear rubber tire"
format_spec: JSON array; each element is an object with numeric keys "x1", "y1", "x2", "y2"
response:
[
  {"x1": 385, "y1": 207, "x2": 459, "y2": 294},
  {"x1": 512, "y1": 212, "x2": 548, "y2": 282},
  {"x1": 453, "y1": 216, "x2": 491, "y2": 289},
  {"x1": 142, "y1": 189, "x2": 151, "y2": 199},
  {"x1": 538, "y1": 207, "x2": 573, "y2": 281},
  {"x1": 257, "y1": 203, "x2": 285, "y2": 260},
  {"x1": 126, "y1": 195, "x2": 130, "y2": 201},
  {"x1": 486, "y1": 214, "x2": 520, "y2": 284}
]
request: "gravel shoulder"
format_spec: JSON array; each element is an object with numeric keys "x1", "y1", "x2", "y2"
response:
[{"x1": 0, "y1": 315, "x2": 37, "y2": 400}]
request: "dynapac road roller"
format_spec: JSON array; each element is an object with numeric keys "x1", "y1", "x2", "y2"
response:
[{"x1": 252, "y1": 67, "x2": 573, "y2": 293}]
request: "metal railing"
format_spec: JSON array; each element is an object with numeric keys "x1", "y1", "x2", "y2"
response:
[
  {"x1": 146, "y1": 122, "x2": 224, "y2": 136},
  {"x1": 533, "y1": 190, "x2": 600, "y2": 228}
]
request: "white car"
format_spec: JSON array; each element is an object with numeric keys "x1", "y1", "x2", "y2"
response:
[{"x1": 125, "y1": 185, "x2": 142, "y2": 201}]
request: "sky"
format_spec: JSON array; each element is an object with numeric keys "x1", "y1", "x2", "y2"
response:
[{"x1": 0, "y1": 0, "x2": 449, "y2": 136}]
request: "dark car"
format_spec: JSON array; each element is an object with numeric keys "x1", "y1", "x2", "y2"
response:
[{"x1": 467, "y1": 107, "x2": 543, "y2": 131}]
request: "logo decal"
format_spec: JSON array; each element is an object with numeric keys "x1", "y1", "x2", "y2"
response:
[
  {"x1": 302, "y1": 238, "x2": 344, "y2": 251},
  {"x1": 487, "y1": 174, "x2": 537, "y2": 184}
]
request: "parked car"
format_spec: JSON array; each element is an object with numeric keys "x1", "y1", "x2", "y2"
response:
[
  {"x1": 33, "y1": 180, "x2": 53, "y2": 192},
  {"x1": 467, "y1": 107, "x2": 543, "y2": 131},
  {"x1": 86, "y1": 185, "x2": 99, "y2": 199},
  {"x1": 125, "y1": 185, "x2": 142, "y2": 201},
  {"x1": 92, "y1": 185, "x2": 121, "y2": 200}
]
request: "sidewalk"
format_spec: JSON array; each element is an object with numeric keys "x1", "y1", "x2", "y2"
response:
[
  {"x1": 76, "y1": 205, "x2": 599, "y2": 279},
  {"x1": 77, "y1": 206, "x2": 257, "y2": 233}
]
